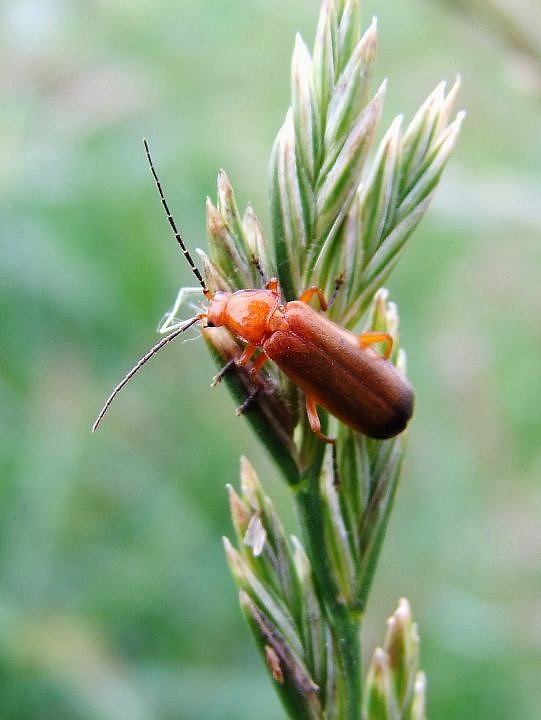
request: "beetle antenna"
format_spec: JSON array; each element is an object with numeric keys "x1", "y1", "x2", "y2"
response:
[
  {"x1": 143, "y1": 139, "x2": 210, "y2": 298},
  {"x1": 92, "y1": 315, "x2": 200, "y2": 432}
]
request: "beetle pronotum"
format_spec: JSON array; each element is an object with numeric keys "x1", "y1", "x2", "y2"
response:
[{"x1": 92, "y1": 141, "x2": 414, "y2": 441}]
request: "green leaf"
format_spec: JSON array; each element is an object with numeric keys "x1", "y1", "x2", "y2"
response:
[
  {"x1": 408, "y1": 672, "x2": 427, "y2": 720},
  {"x1": 396, "y1": 111, "x2": 465, "y2": 223},
  {"x1": 363, "y1": 600, "x2": 426, "y2": 719},
  {"x1": 216, "y1": 170, "x2": 252, "y2": 271},
  {"x1": 224, "y1": 538, "x2": 304, "y2": 659},
  {"x1": 312, "y1": 0, "x2": 335, "y2": 125},
  {"x1": 292, "y1": 34, "x2": 321, "y2": 184},
  {"x1": 291, "y1": 536, "x2": 327, "y2": 684},
  {"x1": 357, "y1": 440, "x2": 404, "y2": 608},
  {"x1": 242, "y1": 203, "x2": 272, "y2": 283},
  {"x1": 320, "y1": 452, "x2": 357, "y2": 605},
  {"x1": 325, "y1": 18, "x2": 378, "y2": 154},
  {"x1": 269, "y1": 110, "x2": 308, "y2": 299},
  {"x1": 359, "y1": 113, "x2": 403, "y2": 263},
  {"x1": 310, "y1": 81, "x2": 386, "y2": 279},
  {"x1": 344, "y1": 192, "x2": 434, "y2": 327},
  {"x1": 383, "y1": 598, "x2": 420, "y2": 712},
  {"x1": 363, "y1": 648, "x2": 400, "y2": 720},
  {"x1": 336, "y1": 0, "x2": 363, "y2": 70},
  {"x1": 240, "y1": 592, "x2": 322, "y2": 720}
]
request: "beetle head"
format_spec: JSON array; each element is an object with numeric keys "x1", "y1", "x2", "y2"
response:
[{"x1": 206, "y1": 291, "x2": 232, "y2": 328}]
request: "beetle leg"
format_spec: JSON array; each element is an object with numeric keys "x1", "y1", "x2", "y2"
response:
[
  {"x1": 305, "y1": 395, "x2": 335, "y2": 444},
  {"x1": 214, "y1": 346, "x2": 268, "y2": 387},
  {"x1": 210, "y1": 358, "x2": 235, "y2": 387},
  {"x1": 237, "y1": 344, "x2": 258, "y2": 367},
  {"x1": 265, "y1": 277, "x2": 280, "y2": 293},
  {"x1": 298, "y1": 286, "x2": 328, "y2": 311},
  {"x1": 358, "y1": 332, "x2": 393, "y2": 360},
  {"x1": 235, "y1": 386, "x2": 262, "y2": 416},
  {"x1": 299, "y1": 277, "x2": 344, "y2": 310},
  {"x1": 249, "y1": 351, "x2": 269, "y2": 379}
]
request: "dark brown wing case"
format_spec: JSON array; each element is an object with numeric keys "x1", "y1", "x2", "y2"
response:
[{"x1": 263, "y1": 301, "x2": 414, "y2": 439}]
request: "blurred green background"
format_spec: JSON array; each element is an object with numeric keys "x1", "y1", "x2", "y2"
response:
[{"x1": 1, "y1": 0, "x2": 540, "y2": 718}]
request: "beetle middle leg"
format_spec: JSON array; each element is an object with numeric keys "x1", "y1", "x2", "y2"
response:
[
  {"x1": 298, "y1": 286, "x2": 328, "y2": 311},
  {"x1": 358, "y1": 331, "x2": 393, "y2": 360},
  {"x1": 211, "y1": 358, "x2": 236, "y2": 387},
  {"x1": 299, "y1": 275, "x2": 344, "y2": 312},
  {"x1": 305, "y1": 395, "x2": 335, "y2": 444},
  {"x1": 211, "y1": 361, "x2": 265, "y2": 417}
]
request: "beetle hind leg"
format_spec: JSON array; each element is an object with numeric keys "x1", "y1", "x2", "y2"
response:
[
  {"x1": 305, "y1": 395, "x2": 335, "y2": 444},
  {"x1": 235, "y1": 386, "x2": 262, "y2": 416}
]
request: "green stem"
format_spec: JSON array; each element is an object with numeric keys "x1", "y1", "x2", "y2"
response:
[
  {"x1": 333, "y1": 609, "x2": 362, "y2": 720},
  {"x1": 295, "y1": 468, "x2": 362, "y2": 719}
]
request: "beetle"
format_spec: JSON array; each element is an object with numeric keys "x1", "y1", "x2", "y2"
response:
[{"x1": 92, "y1": 141, "x2": 414, "y2": 441}]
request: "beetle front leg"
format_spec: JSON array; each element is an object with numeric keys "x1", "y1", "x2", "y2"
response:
[
  {"x1": 211, "y1": 358, "x2": 235, "y2": 387},
  {"x1": 212, "y1": 344, "x2": 264, "y2": 386},
  {"x1": 305, "y1": 395, "x2": 335, "y2": 444},
  {"x1": 214, "y1": 344, "x2": 269, "y2": 389},
  {"x1": 236, "y1": 345, "x2": 270, "y2": 381},
  {"x1": 237, "y1": 344, "x2": 258, "y2": 367},
  {"x1": 358, "y1": 331, "x2": 393, "y2": 360}
]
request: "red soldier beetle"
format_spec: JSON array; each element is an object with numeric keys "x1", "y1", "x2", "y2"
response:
[{"x1": 92, "y1": 141, "x2": 414, "y2": 441}]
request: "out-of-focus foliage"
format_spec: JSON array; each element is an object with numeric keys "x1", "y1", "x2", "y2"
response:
[{"x1": 1, "y1": 1, "x2": 540, "y2": 719}]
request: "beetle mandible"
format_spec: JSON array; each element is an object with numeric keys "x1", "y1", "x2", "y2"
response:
[{"x1": 92, "y1": 141, "x2": 414, "y2": 442}]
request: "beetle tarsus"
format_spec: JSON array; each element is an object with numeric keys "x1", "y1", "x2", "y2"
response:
[
  {"x1": 305, "y1": 394, "x2": 335, "y2": 444},
  {"x1": 236, "y1": 386, "x2": 262, "y2": 416},
  {"x1": 211, "y1": 359, "x2": 235, "y2": 387}
]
